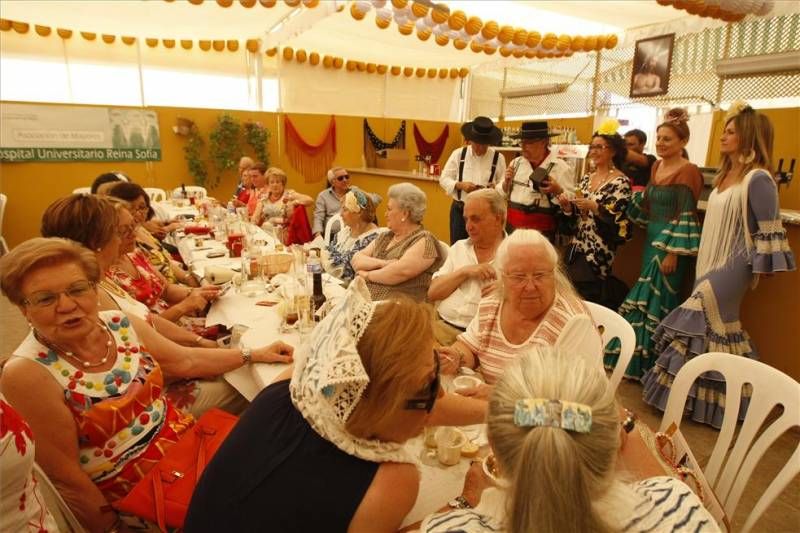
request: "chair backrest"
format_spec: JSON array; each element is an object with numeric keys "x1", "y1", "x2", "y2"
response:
[
  {"x1": 144, "y1": 187, "x2": 167, "y2": 202},
  {"x1": 323, "y1": 213, "x2": 342, "y2": 245},
  {"x1": 660, "y1": 352, "x2": 800, "y2": 533},
  {"x1": 33, "y1": 462, "x2": 86, "y2": 532},
  {"x1": 172, "y1": 185, "x2": 207, "y2": 199},
  {"x1": 582, "y1": 301, "x2": 635, "y2": 393},
  {"x1": 0, "y1": 193, "x2": 7, "y2": 255},
  {"x1": 438, "y1": 240, "x2": 449, "y2": 261},
  {"x1": 72, "y1": 187, "x2": 91, "y2": 195}
]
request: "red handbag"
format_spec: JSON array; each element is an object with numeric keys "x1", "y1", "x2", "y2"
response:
[{"x1": 112, "y1": 408, "x2": 238, "y2": 531}]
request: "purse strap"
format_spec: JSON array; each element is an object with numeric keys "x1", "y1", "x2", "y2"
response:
[{"x1": 149, "y1": 424, "x2": 217, "y2": 532}]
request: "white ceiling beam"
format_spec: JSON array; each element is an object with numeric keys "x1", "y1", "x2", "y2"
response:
[{"x1": 261, "y1": 1, "x2": 344, "y2": 51}]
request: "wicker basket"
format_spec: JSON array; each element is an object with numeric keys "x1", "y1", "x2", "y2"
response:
[{"x1": 262, "y1": 253, "x2": 293, "y2": 277}]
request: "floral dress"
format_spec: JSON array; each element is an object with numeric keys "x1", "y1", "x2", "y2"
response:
[
  {"x1": 325, "y1": 226, "x2": 381, "y2": 282},
  {"x1": 559, "y1": 173, "x2": 632, "y2": 307},
  {"x1": 605, "y1": 161, "x2": 703, "y2": 378},
  {"x1": 642, "y1": 170, "x2": 795, "y2": 428},
  {"x1": 107, "y1": 249, "x2": 169, "y2": 314},
  {"x1": 12, "y1": 311, "x2": 193, "y2": 500},
  {"x1": 0, "y1": 394, "x2": 59, "y2": 532}
]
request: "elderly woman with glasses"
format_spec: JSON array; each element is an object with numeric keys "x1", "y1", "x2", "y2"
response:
[
  {"x1": 0, "y1": 238, "x2": 293, "y2": 532},
  {"x1": 352, "y1": 182, "x2": 445, "y2": 302},
  {"x1": 186, "y1": 280, "x2": 442, "y2": 532},
  {"x1": 107, "y1": 181, "x2": 194, "y2": 286},
  {"x1": 438, "y1": 229, "x2": 600, "y2": 399}
]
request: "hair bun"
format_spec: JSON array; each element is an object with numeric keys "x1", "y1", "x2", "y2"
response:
[{"x1": 664, "y1": 108, "x2": 689, "y2": 125}]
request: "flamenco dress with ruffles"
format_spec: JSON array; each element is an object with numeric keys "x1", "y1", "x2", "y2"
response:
[
  {"x1": 605, "y1": 161, "x2": 703, "y2": 378},
  {"x1": 641, "y1": 170, "x2": 795, "y2": 428}
]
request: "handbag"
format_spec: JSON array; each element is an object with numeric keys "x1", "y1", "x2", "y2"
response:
[{"x1": 112, "y1": 408, "x2": 238, "y2": 531}]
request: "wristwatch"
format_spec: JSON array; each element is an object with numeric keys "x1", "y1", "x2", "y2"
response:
[
  {"x1": 621, "y1": 409, "x2": 637, "y2": 434},
  {"x1": 240, "y1": 347, "x2": 252, "y2": 365},
  {"x1": 447, "y1": 495, "x2": 472, "y2": 509}
]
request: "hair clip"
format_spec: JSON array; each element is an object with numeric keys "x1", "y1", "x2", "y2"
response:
[{"x1": 513, "y1": 398, "x2": 592, "y2": 433}]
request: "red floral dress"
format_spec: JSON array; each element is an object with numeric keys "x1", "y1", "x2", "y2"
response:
[
  {"x1": 107, "y1": 249, "x2": 169, "y2": 314},
  {"x1": 1, "y1": 394, "x2": 58, "y2": 531}
]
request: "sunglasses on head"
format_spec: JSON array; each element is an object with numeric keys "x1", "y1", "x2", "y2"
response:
[
  {"x1": 335, "y1": 174, "x2": 350, "y2": 182},
  {"x1": 404, "y1": 349, "x2": 441, "y2": 413}
]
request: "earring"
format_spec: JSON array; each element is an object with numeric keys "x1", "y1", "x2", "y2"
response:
[{"x1": 738, "y1": 150, "x2": 756, "y2": 165}]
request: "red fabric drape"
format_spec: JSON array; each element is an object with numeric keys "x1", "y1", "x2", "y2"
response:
[
  {"x1": 284, "y1": 115, "x2": 337, "y2": 183},
  {"x1": 413, "y1": 123, "x2": 449, "y2": 164},
  {"x1": 284, "y1": 205, "x2": 313, "y2": 245}
]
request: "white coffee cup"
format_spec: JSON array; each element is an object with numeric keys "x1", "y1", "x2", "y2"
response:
[
  {"x1": 453, "y1": 375, "x2": 482, "y2": 392},
  {"x1": 435, "y1": 427, "x2": 466, "y2": 466}
]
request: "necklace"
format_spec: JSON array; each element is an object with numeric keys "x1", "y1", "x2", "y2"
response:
[
  {"x1": 589, "y1": 167, "x2": 616, "y2": 193},
  {"x1": 34, "y1": 320, "x2": 114, "y2": 368},
  {"x1": 100, "y1": 278, "x2": 129, "y2": 299}
]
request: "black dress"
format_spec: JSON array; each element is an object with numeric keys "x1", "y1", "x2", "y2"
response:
[{"x1": 185, "y1": 379, "x2": 380, "y2": 532}]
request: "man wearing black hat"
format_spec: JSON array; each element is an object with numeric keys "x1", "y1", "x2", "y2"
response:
[
  {"x1": 439, "y1": 116, "x2": 506, "y2": 244},
  {"x1": 497, "y1": 121, "x2": 573, "y2": 240}
]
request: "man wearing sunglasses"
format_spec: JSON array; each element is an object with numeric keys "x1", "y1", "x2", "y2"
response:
[
  {"x1": 497, "y1": 121, "x2": 573, "y2": 241},
  {"x1": 312, "y1": 167, "x2": 380, "y2": 239}
]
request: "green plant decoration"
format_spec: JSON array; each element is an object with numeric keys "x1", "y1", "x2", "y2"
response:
[
  {"x1": 243, "y1": 121, "x2": 270, "y2": 165},
  {"x1": 209, "y1": 114, "x2": 242, "y2": 187},
  {"x1": 183, "y1": 126, "x2": 209, "y2": 187}
]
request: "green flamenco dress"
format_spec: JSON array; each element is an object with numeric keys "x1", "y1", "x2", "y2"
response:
[{"x1": 605, "y1": 166, "x2": 702, "y2": 379}]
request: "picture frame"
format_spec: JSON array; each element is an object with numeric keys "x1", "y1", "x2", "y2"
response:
[{"x1": 630, "y1": 33, "x2": 675, "y2": 98}]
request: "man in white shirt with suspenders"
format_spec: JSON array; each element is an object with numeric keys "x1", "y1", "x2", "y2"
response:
[
  {"x1": 497, "y1": 121, "x2": 573, "y2": 241},
  {"x1": 439, "y1": 116, "x2": 506, "y2": 244}
]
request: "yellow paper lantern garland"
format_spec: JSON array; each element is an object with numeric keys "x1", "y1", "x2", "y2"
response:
[
  {"x1": 656, "y1": 0, "x2": 774, "y2": 21},
  {"x1": 348, "y1": 0, "x2": 620, "y2": 59},
  {"x1": 277, "y1": 46, "x2": 469, "y2": 80}
]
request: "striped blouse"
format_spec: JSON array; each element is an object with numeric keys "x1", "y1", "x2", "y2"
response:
[
  {"x1": 422, "y1": 477, "x2": 720, "y2": 533},
  {"x1": 458, "y1": 292, "x2": 588, "y2": 384}
]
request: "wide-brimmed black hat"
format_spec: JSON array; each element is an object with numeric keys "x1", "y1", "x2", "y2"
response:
[
  {"x1": 512, "y1": 121, "x2": 558, "y2": 140},
  {"x1": 460, "y1": 116, "x2": 502, "y2": 146}
]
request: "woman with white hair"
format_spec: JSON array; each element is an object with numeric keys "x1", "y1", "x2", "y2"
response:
[
  {"x1": 420, "y1": 346, "x2": 718, "y2": 533},
  {"x1": 352, "y1": 182, "x2": 445, "y2": 302},
  {"x1": 439, "y1": 229, "x2": 600, "y2": 397}
]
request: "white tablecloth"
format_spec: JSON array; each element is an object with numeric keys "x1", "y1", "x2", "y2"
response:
[{"x1": 156, "y1": 201, "x2": 199, "y2": 220}]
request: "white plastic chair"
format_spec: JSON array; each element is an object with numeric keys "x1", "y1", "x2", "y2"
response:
[
  {"x1": 172, "y1": 185, "x2": 207, "y2": 199},
  {"x1": 583, "y1": 301, "x2": 635, "y2": 393},
  {"x1": 72, "y1": 187, "x2": 91, "y2": 195},
  {"x1": 33, "y1": 463, "x2": 86, "y2": 532},
  {"x1": 0, "y1": 193, "x2": 8, "y2": 255},
  {"x1": 660, "y1": 352, "x2": 800, "y2": 533},
  {"x1": 438, "y1": 240, "x2": 449, "y2": 261},
  {"x1": 144, "y1": 187, "x2": 167, "y2": 202},
  {"x1": 323, "y1": 213, "x2": 343, "y2": 245}
]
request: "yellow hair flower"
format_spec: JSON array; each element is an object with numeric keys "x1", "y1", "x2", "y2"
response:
[{"x1": 596, "y1": 118, "x2": 620, "y2": 136}]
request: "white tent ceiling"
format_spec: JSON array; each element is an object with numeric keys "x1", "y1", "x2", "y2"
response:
[{"x1": 1, "y1": 0, "x2": 797, "y2": 69}]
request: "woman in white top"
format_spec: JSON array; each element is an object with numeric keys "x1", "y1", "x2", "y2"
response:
[{"x1": 420, "y1": 346, "x2": 719, "y2": 533}]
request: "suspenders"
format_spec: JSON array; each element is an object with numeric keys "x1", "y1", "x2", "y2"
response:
[{"x1": 456, "y1": 147, "x2": 500, "y2": 201}]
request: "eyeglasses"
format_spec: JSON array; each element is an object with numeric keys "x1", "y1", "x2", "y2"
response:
[
  {"x1": 22, "y1": 280, "x2": 95, "y2": 308},
  {"x1": 502, "y1": 270, "x2": 554, "y2": 287},
  {"x1": 405, "y1": 349, "x2": 441, "y2": 413},
  {"x1": 588, "y1": 144, "x2": 610, "y2": 151},
  {"x1": 335, "y1": 174, "x2": 350, "y2": 182}
]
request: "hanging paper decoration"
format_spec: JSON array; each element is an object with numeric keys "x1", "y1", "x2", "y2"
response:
[
  {"x1": 413, "y1": 123, "x2": 449, "y2": 163},
  {"x1": 363, "y1": 119, "x2": 406, "y2": 167},
  {"x1": 364, "y1": 119, "x2": 405, "y2": 151},
  {"x1": 284, "y1": 115, "x2": 337, "y2": 183}
]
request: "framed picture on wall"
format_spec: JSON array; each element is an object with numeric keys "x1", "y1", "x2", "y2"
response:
[{"x1": 630, "y1": 33, "x2": 675, "y2": 98}]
